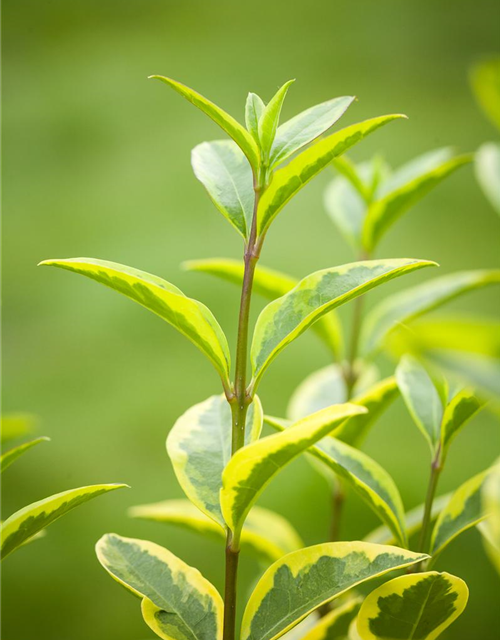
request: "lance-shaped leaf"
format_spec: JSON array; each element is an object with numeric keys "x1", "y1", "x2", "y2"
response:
[
  {"x1": 167, "y1": 394, "x2": 262, "y2": 527},
  {"x1": 396, "y1": 355, "x2": 443, "y2": 454},
  {"x1": 245, "y1": 92, "x2": 266, "y2": 143},
  {"x1": 265, "y1": 416, "x2": 408, "y2": 547},
  {"x1": 256, "y1": 114, "x2": 406, "y2": 236},
  {"x1": 476, "y1": 142, "x2": 500, "y2": 214},
  {"x1": 258, "y1": 80, "x2": 295, "y2": 161},
  {"x1": 1, "y1": 437, "x2": 50, "y2": 473},
  {"x1": 191, "y1": 141, "x2": 254, "y2": 238},
  {"x1": 241, "y1": 541, "x2": 427, "y2": 640},
  {"x1": 356, "y1": 571, "x2": 468, "y2": 640},
  {"x1": 302, "y1": 597, "x2": 362, "y2": 640},
  {"x1": 251, "y1": 258, "x2": 436, "y2": 388},
  {"x1": 270, "y1": 96, "x2": 355, "y2": 169},
  {"x1": 96, "y1": 533, "x2": 222, "y2": 640},
  {"x1": 470, "y1": 57, "x2": 500, "y2": 131},
  {"x1": 360, "y1": 269, "x2": 500, "y2": 357},
  {"x1": 1, "y1": 483, "x2": 127, "y2": 559},
  {"x1": 440, "y1": 389, "x2": 484, "y2": 462},
  {"x1": 221, "y1": 403, "x2": 366, "y2": 539},
  {"x1": 362, "y1": 149, "x2": 472, "y2": 252},
  {"x1": 480, "y1": 461, "x2": 500, "y2": 574},
  {"x1": 1, "y1": 413, "x2": 36, "y2": 443},
  {"x1": 39, "y1": 258, "x2": 231, "y2": 386},
  {"x1": 183, "y1": 258, "x2": 342, "y2": 359},
  {"x1": 129, "y1": 499, "x2": 302, "y2": 563},
  {"x1": 430, "y1": 468, "x2": 490, "y2": 559},
  {"x1": 150, "y1": 75, "x2": 259, "y2": 170}
]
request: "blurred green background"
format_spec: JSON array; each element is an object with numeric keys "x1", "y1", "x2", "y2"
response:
[{"x1": 2, "y1": 0, "x2": 500, "y2": 638}]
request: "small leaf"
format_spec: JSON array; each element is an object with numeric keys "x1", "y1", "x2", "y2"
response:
[
  {"x1": 251, "y1": 258, "x2": 436, "y2": 388},
  {"x1": 440, "y1": 389, "x2": 484, "y2": 462},
  {"x1": 360, "y1": 269, "x2": 500, "y2": 357},
  {"x1": 302, "y1": 597, "x2": 362, "y2": 640},
  {"x1": 130, "y1": 499, "x2": 302, "y2": 563},
  {"x1": 396, "y1": 355, "x2": 443, "y2": 454},
  {"x1": 1, "y1": 413, "x2": 36, "y2": 444},
  {"x1": 221, "y1": 403, "x2": 366, "y2": 539},
  {"x1": 362, "y1": 149, "x2": 472, "y2": 252},
  {"x1": 356, "y1": 571, "x2": 468, "y2": 640},
  {"x1": 166, "y1": 394, "x2": 263, "y2": 527},
  {"x1": 96, "y1": 533, "x2": 222, "y2": 640},
  {"x1": 470, "y1": 57, "x2": 500, "y2": 131},
  {"x1": 191, "y1": 140, "x2": 254, "y2": 238},
  {"x1": 257, "y1": 115, "x2": 406, "y2": 236},
  {"x1": 150, "y1": 75, "x2": 259, "y2": 170},
  {"x1": 270, "y1": 96, "x2": 355, "y2": 169},
  {"x1": 183, "y1": 258, "x2": 342, "y2": 359},
  {"x1": 258, "y1": 80, "x2": 295, "y2": 161},
  {"x1": 39, "y1": 258, "x2": 232, "y2": 386},
  {"x1": 476, "y1": 142, "x2": 500, "y2": 214},
  {"x1": 265, "y1": 416, "x2": 408, "y2": 547},
  {"x1": 1, "y1": 484, "x2": 127, "y2": 559},
  {"x1": 431, "y1": 468, "x2": 490, "y2": 558},
  {"x1": 241, "y1": 541, "x2": 427, "y2": 640},
  {"x1": 245, "y1": 92, "x2": 265, "y2": 143},
  {"x1": 1, "y1": 437, "x2": 50, "y2": 473}
]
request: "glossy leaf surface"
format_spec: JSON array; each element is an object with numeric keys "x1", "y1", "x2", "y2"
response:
[{"x1": 1, "y1": 437, "x2": 50, "y2": 473}]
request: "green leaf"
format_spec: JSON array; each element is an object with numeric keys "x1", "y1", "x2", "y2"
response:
[
  {"x1": 302, "y1": 597, "x2": 362, "y2": 640},
  {"x1": 480, "y1": 461, "x2": 500, "y2": 574},
  {"x1": 183, "y1": 258, "x2": 342, "y2": 359},
  {"x1": 1, "y1": 437, "x2": 50, "y2": 473},
  {"x1": 360, "y1": 269, "x2": 500, "y2": 357},
  {"x1": 431, "y1": 468, "x2": 490, "y2": 558},
  {"x1": 356, "y1": 571, "x2": 468, "y2": 640},
  {"x1": 221, "y1": 403, "x2": 366, "y2": 539},
  {"x1": 1, "y1": 484, "x2": 127, "y2": 559},
  {"x1": 96, "y1": 533, "x2": 222, "y2": 640},
  {"x1": 396, "y1": 355, "x2": 443, "y2": 454},
  {"x1": 191, "y1": 141, "x2": 254, "y2": 238},
  {"x1": 476, "y1": 142, "x2": 500, "y2": 214},
  {"x1": 241, "y1": 541, "x2": 427, "y2": 640},
  {"x1": 256, "y1": 114, "x2": 406, "y2": 236},
  {"x1": 1, "y1": 413, "x2": 36, "y2": 444},
  {"x1": 324, "y1": 170, "x2": 368, "y2": 251},
  {"x1": 166, "y1": 394, "x2": 263, "y2": 527},
  {"x1": 129, "y1": 499, "x2": 303, "y2": 563},
  {"x1": 150, "y1": 75, "x2": 259, "y2": 170},
  {"x1": 265, "y1": 416, "x2": 408, "y2": 547},
  {"x1": 251, "y1": 258, "x2": 436, "y2": 388},
  {"x1": 470, "y1": 57, "x2": 500, "y2": 131},
  {"x1": 440, "y1": 389, "x2": 484, "y2": 462},
  {"x1": 270, "y1": 96, "x2": 355, "y2": 169},
  {"x1": 362, "y1": 149, "x2": 472, "y2": 252},
  {"x1": 245, "y1": 92, "x2": 265, "y2": 143},
  {"x1": 39, "y1": 258, "x2": 231, "y2": 386},
  {"x1": 258, "y1": 80, "x2": 295, "y2": 161}
]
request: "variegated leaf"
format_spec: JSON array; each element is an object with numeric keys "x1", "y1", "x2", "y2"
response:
[
  {"x1": 356, "y1": 571, "x2": 468, "y2": 640},
  {"x1": 166, "y1": 394, "x2": 262, "y2": 527},
  {"x1": 480, "y1": 461, "x2": 500, "y2": 574},
  {"x1": 1, "y1": 437, "x2": 50, "y2": 473},
  {"x1": 251, "y1": 259, "x2": 436, "y2": 388},
  {"x1": 39, "y1": 258, "x2": 232, "y2": 386},
  {"x1": 440, "y1": 389, "x2": 484, "y2": 462},
  {"x1": 302, "y1": 598, "x2": 362, "y2": 640},
  {"x1": 1, "y1": 484, "x2": 127, "y2": 559},
  {"x1": 241, "y1": 541, "x2": 427, "y2": 640},
  {"x1": 96, "y1": 534, "x2": 222, "y2": 640}
]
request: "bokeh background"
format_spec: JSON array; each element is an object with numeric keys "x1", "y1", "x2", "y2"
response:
[{"x1": 2, "y1": 1, "x2": 500, "y2": 638}]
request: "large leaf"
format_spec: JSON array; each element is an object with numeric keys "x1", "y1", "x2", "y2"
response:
[
  {"x1": 396, "y1": 355, "x2": 443, "y2": 454},
  {"x1": 250, "y1": 258, "x2": 436, "y2": 388},
  {"x1": 1, "y1": 437, "x2": 50, "y2": 473},
  {"x1": 356, "y1": 571, "x2": 468, "y2": 640},
  {"x1": 470, "y1": 57, "x2": 500, "y2": 131},
  {"x1": 265, "y1": 416, "x2": 408, "y2": 547},
  {"x1": 270, "y1": 96, "x2": 355, "y2": 169},
  {"x1": 476, "y1": 142, "x2": 500, "y2": 214},
  {"x1": 302, "y1": 598, "x2": 362, "y2": 640},
  {"x1": 1, "y1": 484, "x2": 127, "y2": 559},
  {"x1": 256, "y1": 115, "x2": 406, "y2": 236},
  {"x1": 258, "y1": 80, "x2": 295, "y2": 161},
  {"x1": 150, "y1": 75, "x2": 259, "y2": 170},
  {"x1": 1, "y1": 413, "x2": 36, "y2": 443},
  {"x1": 241, "y1": 541, "x2": 427, "y2": 640},
  {"x1": 362, "y1": 149, "x2": 471, "y2": 252},
  {"x1": 430, "y1": 468, "x2": 490, "y2": 559},
  {"x1": 129, "y1": 499, "x2": 302, "y2": 563},
  {"x1": 191, "y1": 141, "x2": 254, "y2": 238},
  {"x1": 39, "y1": 258, "x2": 232, "y2": 386},
  {"x1": 183, "y1": 258, "x2": 342, "y2": 359},
  {"x1": 96, "y1": 533, "x2": 222, "y2": 640},
  {"x1": 167, "y1": 394, "x2": 262, "y2": 527},
  {"x1": 360, "y1": 269, "x2": 500, "y2": 357},
  {"x1": 440, "y1": 389, "x2": 484, "y2": 462},
  {"x1": 245, "y1": 92, "x2": 265, "y2": 143},
  {"x1": 221, "y1": 403, "x2": 366, "y2": 539}
]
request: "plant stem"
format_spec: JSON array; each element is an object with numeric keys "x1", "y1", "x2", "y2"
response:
[
  {"x1": 223, "y1": 531, "x2": 240, "y2": 640},
  {"x1": 417, "y1": 449, "x2": 442, "y2": 556}
]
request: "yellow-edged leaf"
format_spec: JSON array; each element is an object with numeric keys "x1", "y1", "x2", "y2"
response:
[{"x1": 1, "y1": 437, "x2": 50, "y2": 473}]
